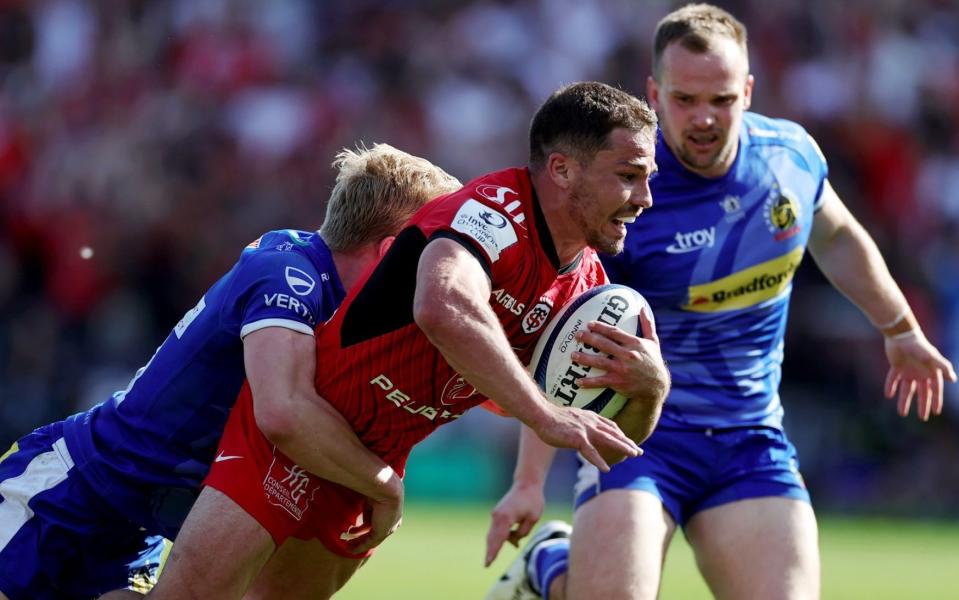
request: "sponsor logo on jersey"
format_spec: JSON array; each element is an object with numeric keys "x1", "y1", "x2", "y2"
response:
[
  {"x1": 285, "y1": 266, "x2": 316, "y2": 296},
  {"x1": 764, "y1": 187, "x2": 802, "y2": 241},
  {"x1": 440, "y1": 374, "x2": 479, "y2": 406},
  {"x1": 720, "y1": 195, "x2": 745, "y2": 223},
  {"x1": 214, "y1": 452, "x2": 243, "y2": 463},
  {"x1": 264, "y1": 292, "x2": 315, "y2": 325},
  {"x1": 276, "y1": 241, "x2": 294, "y2": 252},
  {"x1": 684, "y1": 246, "x2": 804, "y2": 312},
  {"x1": 522, "y1": 298, "x2": 554, "y2": 334},
  {"x1": 369, "y1": 374, "x2": 465, "y2": 421},
  {"x1": 451, "y1": 199, "x2": 518, "y2": 262},
  {"x1": 491, "y1": 288, "x2": 525, "y2": 315},
  {"x1": 666, "y1": 226, "x2": 716, "y2": 254},
  {"x1": 474, "y1": 184, "x2": 527, "y2": 228},
  {"x1": 263, "y1": 453, "x2": 319, "y2": 521}
]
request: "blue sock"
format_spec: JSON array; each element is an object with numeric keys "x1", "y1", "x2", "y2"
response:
[{"x1": 528, "y1": 538, "x2": 570, "y2": 600}]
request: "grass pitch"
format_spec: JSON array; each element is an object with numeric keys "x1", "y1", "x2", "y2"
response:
[{"x1": 339, "y1": 503, "x2": 959, "y2": 599}]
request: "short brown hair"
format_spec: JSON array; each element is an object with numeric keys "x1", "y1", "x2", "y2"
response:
[
  {"x1": 321, "y1": 143, "x2": 461, "y2": 252},
  {"x1": 652, "y1": 3, "x2": 748, "y2": 81},
  {"x1": 529, "y1": 81, "x2": 657, "y2": 171}
]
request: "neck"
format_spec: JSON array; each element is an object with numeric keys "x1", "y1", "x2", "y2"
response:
[
  {"x1": 330, "y1": 244, "x2": 380, "y2": 292},
  {"x1": 530, "y1": 169, "x2": 587, "y2": 267}
]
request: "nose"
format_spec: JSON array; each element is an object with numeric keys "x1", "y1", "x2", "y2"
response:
[
  {"x1": 631, "y1": 182, "x2": 653, "y2": 209},
  {"x1": 690, "y1": 104, "x2": 715, "y2": 128}
]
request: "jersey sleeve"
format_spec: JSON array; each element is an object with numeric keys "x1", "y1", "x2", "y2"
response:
[
  {"x1": 802, "y1": 132, "x2": 830, "y2": 212},
  {"x1": 228, "y1": 242, "x2": 328, "y2": 339}
]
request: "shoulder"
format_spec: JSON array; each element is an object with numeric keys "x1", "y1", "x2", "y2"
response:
[
  {"x1": 744, "y1": 112, "x2": 827, "y2": 175},
  {"x1": 234, "y1": 229, "x2": 334, "y2": 287}
]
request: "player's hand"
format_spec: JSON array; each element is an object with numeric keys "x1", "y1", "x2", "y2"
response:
[
  {"x1": 347, "y1": 482, "x2": 405, "y2": 554},
  {"x1": 884, "y1": 330, "x2": 957, "y2": 421},
  {"x1": 485, "y1": 481, "x2": 545, "y2": 567},
  {"x1": 573, "y1": 307, "x2": 669, "y2": 402},
  {"x1": 532, "y1": 404, "x2": 640, "y2": 472}
]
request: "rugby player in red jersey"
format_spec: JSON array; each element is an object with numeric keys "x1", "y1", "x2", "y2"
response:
[{"x1": 144, "y1": 82, "x2": 670, "y2": 600}]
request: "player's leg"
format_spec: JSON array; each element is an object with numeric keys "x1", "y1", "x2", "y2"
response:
[
  {"x1": 562, "y1": 489, "x2": 676, "y2": 600},
  {"x1": 245, "y1": 537, "x2": 367, "y2": 600},
  {"x1": 683, "y1": 427, "x2": 819, "y2": 600},
  {"x1": 686, "y1": 496, "x2": 819, "y2": 600},
  {"x1": 147, "y1": 486, "x2": 276, "y2": 600},
  {"x1": 1, "y1": 425, "x2": 163, "y2": 600}
]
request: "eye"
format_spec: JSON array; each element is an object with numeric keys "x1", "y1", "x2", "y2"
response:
[{"x1": 619, "y1": 173, "x2": 637, "y2": 183}]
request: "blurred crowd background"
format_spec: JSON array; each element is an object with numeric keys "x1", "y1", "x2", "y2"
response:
[{"x1": 1, "y1": 0, "x2": 957, "y2": 517}]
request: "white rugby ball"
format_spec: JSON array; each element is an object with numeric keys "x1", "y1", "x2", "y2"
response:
[{"x1": 529, "y1": 284, "x2": 650, "y2": 419}]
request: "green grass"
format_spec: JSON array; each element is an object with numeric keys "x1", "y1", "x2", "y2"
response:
[{"x1": 339, "y1": 504, "x2": 959, "y2": 599}]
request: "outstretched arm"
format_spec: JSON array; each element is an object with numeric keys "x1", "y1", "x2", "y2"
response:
[
  {"x1": 808, "y1": 180, "x2": 957, "y2": 420},
  {"x1": 485, "y1": 425, "x2": 556, "y2": 566},
  {"x1": 413, "y1": 237, "x2": 640, "y2": 471}
]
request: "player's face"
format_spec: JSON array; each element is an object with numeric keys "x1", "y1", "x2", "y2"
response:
[
  {"x1": 568, "y1": 127, "x2": 656, "y2": 255},
  {"x1": 648, "y1": 36, "x2": 753, "y2": 178}
]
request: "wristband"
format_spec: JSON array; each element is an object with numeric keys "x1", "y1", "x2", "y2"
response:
[
  {"x1": 873, "y1": 307, "x2": 909, "y2": 330},
  {"x1": 888, "y1": 329, "x2": 919, "y2": 342}
]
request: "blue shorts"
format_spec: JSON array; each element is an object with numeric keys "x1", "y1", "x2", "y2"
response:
[
  {"x1": 0, "y1": 421, "x2": 171, "y2": 600},
  {"x1": 574, "y1": 426, "x2": 810, "y2": 527}
]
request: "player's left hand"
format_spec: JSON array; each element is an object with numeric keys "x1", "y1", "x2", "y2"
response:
[
  {"x1": 884, "y1": 330, "x2": 957, "y2": 421},
  {"x1": 573, "y1": 307, "x2": 669, "y2": 401}
]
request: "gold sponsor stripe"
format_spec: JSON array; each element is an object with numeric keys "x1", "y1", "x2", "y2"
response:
[{"x1": 683, "y1": 246, "x2": 805, "y2": 313}]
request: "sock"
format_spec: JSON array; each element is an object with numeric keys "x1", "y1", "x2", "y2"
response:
[{"x1": 528, "y1": 538, "x2": 570, "y2": 600}]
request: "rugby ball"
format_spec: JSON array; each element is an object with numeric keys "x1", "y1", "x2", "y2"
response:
[{"x1": 529, "y1": 284, "x2": 650, "y2": 419}]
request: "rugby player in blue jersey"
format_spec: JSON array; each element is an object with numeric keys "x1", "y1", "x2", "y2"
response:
[
  {"x1": 485, "y1": 4, "x2": 957, "y2": 600},
  {"x1": 0, "y1": 143, "x2": 461, "y2": 600}
]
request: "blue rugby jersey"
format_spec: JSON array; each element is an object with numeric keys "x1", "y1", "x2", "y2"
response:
[
  {"x1": 61, "y1": 230, "x2": 345, "y2": 538},
  {"x1": 602, "y1": 112, "x2": 828, "y2": 429}
]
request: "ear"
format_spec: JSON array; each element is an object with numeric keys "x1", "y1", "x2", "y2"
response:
[
  {"x1": 546, "y1": 151, "x2": 576, "y2": 191},
  {"x1": 646, "y1": 75, "x2": 662, "y2": 113},
  {"x1": 743, "y1": 74, "x2": 754, "y2": 111},
  {"x1": 377, "y1": 235, "x2": 395, "y2": 257}
]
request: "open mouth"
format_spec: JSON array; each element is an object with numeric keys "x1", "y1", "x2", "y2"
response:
[{"x1": 687, "y1": 131, "x2": 720, "y2": 150}]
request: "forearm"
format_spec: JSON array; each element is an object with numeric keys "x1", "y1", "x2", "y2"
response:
[
  {"x1": 414, "y1": 241, "x2": 552, "y2": 429},
  {"x1": 265, "y1": 394, "x2": 402, "y2": 503},
  {"x1": 512, "y1": 425, "x2": 558, "y2": 487}
]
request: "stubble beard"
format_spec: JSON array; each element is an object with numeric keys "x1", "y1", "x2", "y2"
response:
[{"x1": 569, "y1": 184, "x2": 624, "y2": 256}]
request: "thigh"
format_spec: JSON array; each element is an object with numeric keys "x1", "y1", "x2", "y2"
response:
[
  {"x1": 246, "y1": 538, "x2": 366, "y2": 600},
  {"x1": 149, "y1": 487, "x2": 276, "y2": 600},
  {"x1": 686, "y1": 497, "x2": 819, "y2": 600},
  {"x1": 567, "y1": 489, "x2": 677, "y2": 600},
  {"x1": 0, "y1": 429, "x2": 154, "y2": 600}
]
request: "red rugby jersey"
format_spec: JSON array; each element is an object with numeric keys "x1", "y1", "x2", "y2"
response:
[{"x1": 314, "y1": 167, "x2": 607, "y2": 472}]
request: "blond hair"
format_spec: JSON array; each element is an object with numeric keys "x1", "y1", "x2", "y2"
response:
[
  {"x1": 321, "y1": 143, "x2": 461, "y2": 252},
  {"x1": 652, "y1": 3, "x2": 748, "y2": 82}
]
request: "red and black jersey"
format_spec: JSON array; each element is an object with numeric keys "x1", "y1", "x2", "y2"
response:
[{"x1": 315, "y1": 167, "x2": 607, "y2": 472}]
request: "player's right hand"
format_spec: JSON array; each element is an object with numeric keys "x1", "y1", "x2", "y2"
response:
[
  {"x1": 347, "y1": 482, "x2": 405, "y2": 554},
  {"x1": 485, "y1": 481, "x2": 545, "y2": 566},
  {"x1": 533, "y1": 404, "x2": 640, "y2": 472}
]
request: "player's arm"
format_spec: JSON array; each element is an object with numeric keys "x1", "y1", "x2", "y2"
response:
[
  {"x1": 485, "y1": 424, "x2": 556, "y2": 566},
  {"x1": 244, "y1": 327, "x2": 403, "y2": 548},
  {"x1": 808, "y1": 180, "x2": 957, "y2": 420},
  {"x1": 412, "y1": 237, "x2": 640, "y2": 471}
]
